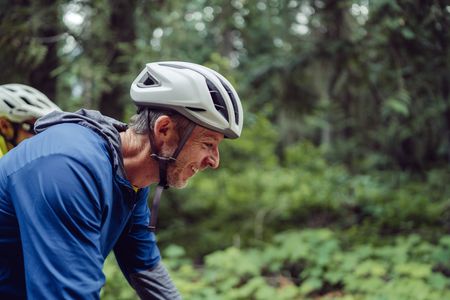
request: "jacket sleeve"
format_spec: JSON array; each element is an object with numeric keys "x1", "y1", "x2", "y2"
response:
[
  {"x1": 9, "y1": 154, "x2": 105, "y2": 299},
  {"x1": 114, "y1": 189, "x2": 181, "y2": 299},
  {"x1": 129, "y1": 262, "x2": 182, "y2": 300}
]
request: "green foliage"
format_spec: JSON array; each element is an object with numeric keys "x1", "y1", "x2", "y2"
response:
[
  {"x1": 0, "y1": 1, "x2": 58, "y2": 83},
  {"x1": 103, "y1": 230, "x2": 450, "y2": 299},
  {"x1": 101, "y1": 255, "x2": 138, "y2": 300}
]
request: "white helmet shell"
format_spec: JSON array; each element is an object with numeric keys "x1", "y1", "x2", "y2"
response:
[
  {"x1": 130, "y1": 61, "x2": 243, "y2": 139},
  {"x1": 0, "y1": 84, "x2": 61, "y2": 123}
]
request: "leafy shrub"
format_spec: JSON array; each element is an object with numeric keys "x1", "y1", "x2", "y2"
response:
[{"x1": 163, "y1": 230, "x2": 450, "y2": 300}]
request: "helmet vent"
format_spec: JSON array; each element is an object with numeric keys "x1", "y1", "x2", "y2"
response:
[
  {"x1": 20, "y1": 96, "x2": 32, "y2": 105},
  {"x1": 186, "y1": 106, "x2": 206, "y2": 112},
  {"x1": 24, "y1": 87, "x2": 36, "y2": 95},
  {"x1": 218, "y1": 79, "x2": 239, "y2": 125},
  {"x1": 137, "y1": 72, "x2": 160, "y2": 87},
  {"x1": 36, "y1": 99, "x2": 51, "y2": 108},
  {"x1": 206, "y1": 79, "x2": 229, "y2": 122},
  {"x1": 3, "y1": 99, "x2": 14, "y2": 109}
]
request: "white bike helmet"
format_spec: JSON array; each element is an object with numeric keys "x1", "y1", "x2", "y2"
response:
[
  {"x1": 130, "y1": 61, "x2": 243, "y2": 139},
  {"x1": 0, "y1": 83, "x2": 61, "y2": 123}
]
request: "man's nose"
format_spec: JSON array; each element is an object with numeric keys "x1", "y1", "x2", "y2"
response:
[{"x1": 203, "y1": 148, "x2": 220, "y2": 169}]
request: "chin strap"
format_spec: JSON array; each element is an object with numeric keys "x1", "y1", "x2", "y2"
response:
[{"x1": 146, "y1": 110, "x2": 196, "y2": 232}]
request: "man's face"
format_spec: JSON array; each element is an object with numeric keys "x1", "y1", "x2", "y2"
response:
[
  {"x1": 0, "y1": 117, "x2": 36, "y2": 147},
  {"x1": 166, "y1": 126, "x2": 224, "y2": 189}
]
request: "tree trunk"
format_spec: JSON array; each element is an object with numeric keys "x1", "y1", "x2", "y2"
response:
[
  {"x1": 98, "y1": 0, "x2": 137, "y2": 120},
  {"x1": 29, "y1": 0, "x2": 61, "y2": 102}
]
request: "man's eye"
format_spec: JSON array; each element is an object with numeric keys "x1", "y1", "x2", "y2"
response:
[{"x1": 204, "y1": 143, "x2": 213, "y2": 149}]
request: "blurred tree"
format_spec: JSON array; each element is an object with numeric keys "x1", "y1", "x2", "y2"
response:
[
  {"x1": 98, "y1": 0, "x2": 137, "y2": 120},
  {"x1": 235, "y1": 0, "x2": 450, "y2": 171},
  {"x1": 0, "y1": 0, "x2": 63, "y2": 102},
  {"x1": 29, "y1": 0, "x2": 62, "y2": 100}
]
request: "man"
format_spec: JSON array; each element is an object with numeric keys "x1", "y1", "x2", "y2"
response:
[
  {"x1": 0, "y1": 83, "x2": 61, "y2": 157},
  {"x1": 0, "y1": 61, "x2": 243, "y2": 299}
]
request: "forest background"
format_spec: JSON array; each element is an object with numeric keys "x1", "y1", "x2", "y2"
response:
[{"x1": 1, "y1": 0, "x2": 449, "y2": 299}]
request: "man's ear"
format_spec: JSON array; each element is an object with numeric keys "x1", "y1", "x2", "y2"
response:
[
  {"x1": 153, "y1": 115, "x2": 179, "y2": 150},
  {"x1": 0, "y1": 118, "x2": 14, "y2": 138}
]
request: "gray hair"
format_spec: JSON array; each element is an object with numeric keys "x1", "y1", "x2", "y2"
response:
[{"x1": 129, "y1": 108, "x2": 193, "y2": 137}]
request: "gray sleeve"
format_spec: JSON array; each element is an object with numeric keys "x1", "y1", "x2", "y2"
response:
[{"x1": 129, "y1": 262, "x2": 182, "y2": 300}]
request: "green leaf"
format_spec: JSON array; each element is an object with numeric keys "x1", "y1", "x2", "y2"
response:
[
  {"x1": 299, "y1": 277, "x2": 323, "y2": 295},
  {"x1": 394, "y1": 263, "x2": 432, "y2": 279},
  {"x1": 385, "y1": 99, "x2": 409, "y2": 116},
  {"x1": 401, "y1": 28, "x2": 415, "y2": 39}
]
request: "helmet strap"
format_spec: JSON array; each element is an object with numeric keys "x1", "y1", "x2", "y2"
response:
[{"x1": 146, "y1": 109, "x2": 196, "y2": 232}]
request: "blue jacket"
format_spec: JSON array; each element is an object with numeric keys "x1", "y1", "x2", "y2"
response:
[{"x1": 0, "y1": 110, "x2": 178, "y2": 299}]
